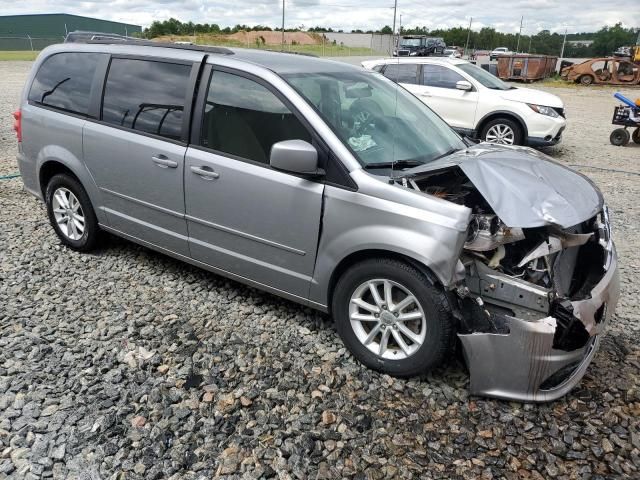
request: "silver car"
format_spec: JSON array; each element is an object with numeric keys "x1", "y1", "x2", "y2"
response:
[{"x1": 15, "y1": 37, "x2": 619, "y2": 401}]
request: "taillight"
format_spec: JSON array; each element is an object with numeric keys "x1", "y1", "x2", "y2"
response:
[{"x1": 12, "y1": 109, "x2": 22, "y2": 142}]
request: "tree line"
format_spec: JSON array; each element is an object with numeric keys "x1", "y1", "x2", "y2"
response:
[
  {"x1": 399, "y1": 23, "x2": 638, "y2": 57},
  {"x1": 144, "y1": 18, "x2": 638, "y2": 57}
]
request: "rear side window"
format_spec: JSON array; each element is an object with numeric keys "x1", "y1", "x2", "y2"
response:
[
  {"x1": 102, "y1": 58, "x2": 191, "y2": 141},
  {"x1": 200, "y1": 70, "x2": 311, "y2": 164},
  {"x1": 28, "y1": 52, "x2": 105, "y2": 116},
  {"x1": 422, "y1": 64, "x2": 465, "y2": 89},
  {"x1": 382, "y1": 64, "x2": 419, "y2": 84}
]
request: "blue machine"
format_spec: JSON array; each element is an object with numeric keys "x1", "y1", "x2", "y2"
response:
[{"x1": 610, "y1": 92, "x2": 640, "y2": 146}]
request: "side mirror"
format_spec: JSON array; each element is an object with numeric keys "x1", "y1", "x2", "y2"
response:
[
  {"x1": 456, "y1": 80, "x2": 473, "y2": 91},
  {"x1": 270, "y1": 140, "x2": 321, "y2": 176}
]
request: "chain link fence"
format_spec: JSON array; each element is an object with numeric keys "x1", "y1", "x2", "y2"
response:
[{"x1": 0, "y1": 36, "x2": 65, "y2": 51}]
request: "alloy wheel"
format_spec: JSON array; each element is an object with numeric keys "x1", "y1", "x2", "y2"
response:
[
  {"x1": 485, "y1": 124, "x2": 515, "y2": 145},
  {"x1": 52, "y1": 187, "x2": 85, "y2": 241},
  {"x1": 349, "y1": 279, "x2": 427, "y2": 360}
]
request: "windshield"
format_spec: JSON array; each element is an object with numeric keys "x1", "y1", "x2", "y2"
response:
[
  {"x1": 283, "y1": 70, "x2": 465, "y2": 168},
  {"x1": 400, "y1": 38, "x2": 422, "y2": 47},
  {"x1": 457, "y1": 63, "x2": 511, "y2": 90}
]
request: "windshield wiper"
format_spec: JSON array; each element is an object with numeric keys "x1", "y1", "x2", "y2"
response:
[
  {"x1": 428, "y1": 147, "x2": 462, "y2": 163},
  {"x1": 363, "y1": 159, "x2": 424, "y2": 170}
]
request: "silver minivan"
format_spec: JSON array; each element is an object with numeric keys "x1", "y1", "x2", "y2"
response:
[{"x1": 15, "y1": 37, "x2": 619, "y2": 401}]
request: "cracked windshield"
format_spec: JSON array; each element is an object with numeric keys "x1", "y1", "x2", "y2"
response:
[{"x1": 284, "y1": 70, "x2": 465, "y2": 168}]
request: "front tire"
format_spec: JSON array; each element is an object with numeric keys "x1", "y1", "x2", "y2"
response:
[
  {"x1": 332, "y1": 258, "x2": 455, "y2": 378},
  {"x1": 480, "y1": 117, "x2": 523, "y2": 146},
  {"x1": 45, "y1": 173, "x2": 100, "y2": 251},
  {"x1": 580, "y1": 74, "x2": 594, "y2": 86},
  {"x1": 632, "y1": 127, "x2": 640, "y2": 144}
]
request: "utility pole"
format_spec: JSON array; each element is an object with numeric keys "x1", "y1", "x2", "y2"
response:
[
  {"x1": 560, "y1": 27, "x2": 567, "y2": 59},
  {"x1": 281, "y1": 0, "x2": 285, "y2": 51},
  {"x1": 399, "y1": 14, "x2": 402, "y2": 35},
  {"x1": 528, "y1": 34, "x2": 532, "y2": 53},
  {"x1": 392, "y1": 0, "x2": 398, "y2": 51},
  {"x1": 464, "y1": 17, "x2": 472, "y2": 57},
  {"x1": 515, "y1": 16, "x2": 523, "y2": 52}
]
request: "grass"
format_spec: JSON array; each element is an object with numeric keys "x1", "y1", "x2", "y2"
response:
[
  {"x1": 154, "y1": 34, "x2": 376, "y2": 57},
  {"x1": 0, "y1": 51, "x2": 39, "y2": 61}
]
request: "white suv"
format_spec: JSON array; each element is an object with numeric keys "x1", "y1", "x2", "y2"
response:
[{"x1": 362, "y1": 58, "x2": 566, "y2": 147}]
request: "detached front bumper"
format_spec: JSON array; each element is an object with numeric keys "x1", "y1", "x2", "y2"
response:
[{"x1": 458, "y1": 245, "x2": 619, "y2": 402}]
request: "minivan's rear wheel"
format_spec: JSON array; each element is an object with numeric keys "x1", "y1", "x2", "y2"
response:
[
  {"x1": 332, "y1": 258, "x2": 454, "y2": 377},
  {"x1": 480, "y1": 117, "x2": 523, "y2": 146},
  {"x1": 45, "y1": 173, "x2": 100, "y2": 251}
]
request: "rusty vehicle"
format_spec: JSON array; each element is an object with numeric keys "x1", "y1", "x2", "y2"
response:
[
  {"x1": 561, "y1": 57, "x2": 640, "y2": 86},
  {"x1": 497, "y1": 54, "x2": 558, "y2": 82}
]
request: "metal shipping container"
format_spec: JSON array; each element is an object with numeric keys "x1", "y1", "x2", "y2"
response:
[{"x1": 497, "y1": 54, "x2": 559, "y2": 82}]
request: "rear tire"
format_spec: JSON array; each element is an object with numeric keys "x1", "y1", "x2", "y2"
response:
[
  {"x1": 632, "y1": 127, "x2": 640, "y2": 144},
  {"x1": 610, "y1": 128, "x2": 630, "y2": 146},
  {"x1": 480, "y1": 117, "x2": 524, "y2": 146},
  {"x1": 45, "y1": 173, "x2": 100, "y2": 251},
  {"x1": 332, "y1": 258, "x2": 455, "y2": 378},
  {"x1": 579, "y1": 75, "x2": 594, "y2": 86}
]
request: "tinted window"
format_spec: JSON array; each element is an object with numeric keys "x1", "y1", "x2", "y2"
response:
[
  {"x1": 28, "y1": 52, "x2": 105, "y2": 116},
  {"x1": 422, "y1": 64, "x2": 465, "y2": 89},
  {"x1": 102, "y1": 58, "x2": 191, "y2": 141},
  {"x1": 383, "y1": 64, "x2": 419, "y2": 84},
  {"x1": 201, "y1": 71, "x2": 311, "y2": 164}
]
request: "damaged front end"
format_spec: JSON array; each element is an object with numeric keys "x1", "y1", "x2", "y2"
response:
[{"x1": 398, "y1": 147, "x2": 620, "y2": 401}]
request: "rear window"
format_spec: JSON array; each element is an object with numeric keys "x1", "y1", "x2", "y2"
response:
[
  {"x1": 28, "y1": 52, "x2": 105, "y2": 116},
  {"x1": 382, "y1": 64, "x2": 419, "y2": 85},
  {"x1": 101, "y1": 58, "x2": 191, "y2": 141}
]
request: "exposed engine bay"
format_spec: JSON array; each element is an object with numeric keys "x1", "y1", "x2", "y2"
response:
[{"x1": 395, "y1": 164, "x2": 619, "y2": 401}]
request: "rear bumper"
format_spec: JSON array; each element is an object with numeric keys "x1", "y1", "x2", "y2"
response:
[
  {"x1": 16, "y1": 149, "x2": 42, "y2": 200},
  {"x1": 458, "y1": 245, "x2": 619, "y2": 402}
]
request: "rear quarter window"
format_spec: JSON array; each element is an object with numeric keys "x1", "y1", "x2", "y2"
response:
[{"x1": 28, "y1": 52, "x2": 105, "y2": 116}]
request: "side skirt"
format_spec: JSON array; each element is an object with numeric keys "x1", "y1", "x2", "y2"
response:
[{"x1": 99, "y1": 224, "x2": 329, "y2": 313}]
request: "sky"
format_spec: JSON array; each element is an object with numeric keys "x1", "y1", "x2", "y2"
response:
[{"x1": 3, "y1": 0, "x2": 640, "y2": 34}]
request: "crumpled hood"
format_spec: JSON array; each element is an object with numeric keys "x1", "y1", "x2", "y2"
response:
[
  {"x1": 401, "y1": 144, "x2": 603, "y2": 228},
  {"x1": 499, "y1": 87, "x2": 563, "y2": 108}
]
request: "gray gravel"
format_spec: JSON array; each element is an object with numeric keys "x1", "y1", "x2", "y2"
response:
[{"x1": 1, "y1": 60, "x2": 639, "y2": 479}]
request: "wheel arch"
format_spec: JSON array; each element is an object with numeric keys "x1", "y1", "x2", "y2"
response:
[
  {"x1": 37, "y1": 157, "x2": 107, "y2": 224},
  {"x1": 39, "y1": 160, "x2": 79, "y2": 197},
  {"x1": 475, "y1": 110, "x2": 528, "y2": 141},
  {"x1": 326, "y1": 249, "x2": 442, "y2": 316}
]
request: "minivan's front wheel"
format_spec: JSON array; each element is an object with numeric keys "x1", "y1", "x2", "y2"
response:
[
  {"x1": 480, "y1": 117, "x2": 523, "y2": 146},
  {"x1": 332, "y1": 258, "x2": 454, "y2": 377},
  {"x1": 45, "y1": 173, "x2": 100, "y2": 251}
]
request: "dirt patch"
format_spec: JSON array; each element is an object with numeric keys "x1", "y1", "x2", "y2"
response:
[{"x1": 228, "y1": 30, "x2": 320, "y2": 45}]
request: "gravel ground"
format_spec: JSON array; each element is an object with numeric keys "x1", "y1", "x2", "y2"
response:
[{"x1": 1, "y1": 60, "x2": 639, "y2": 479}]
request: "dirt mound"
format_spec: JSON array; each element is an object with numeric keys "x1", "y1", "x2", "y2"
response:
[{"x1": 229, "y1": 30, "x2": 320, "y2": 45}]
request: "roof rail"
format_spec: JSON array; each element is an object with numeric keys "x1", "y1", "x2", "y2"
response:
[{"x1": 64, "y1": 31, "x2": 234, "y2": 55}]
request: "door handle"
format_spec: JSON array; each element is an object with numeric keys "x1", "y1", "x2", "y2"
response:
[
  {"x1": 152, "y1": 155, "x2": 178, "y2": 168},
  {"x1": 419, "y1": 92, "x2": 432, "y2": 97},
  {"x1": 190, "y1": 165, "x2": 220, "y2": 180}
]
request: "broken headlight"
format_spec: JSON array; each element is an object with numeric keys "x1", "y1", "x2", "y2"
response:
[{"x1": 465, "y1": 214, "x2": 525, "y2": 252}]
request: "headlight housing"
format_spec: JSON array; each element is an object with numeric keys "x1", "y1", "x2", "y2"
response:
[
  {"x1": 465, "y1": 214, "x2": 525, "y2": 252},
  {"x1": 528, "y1": 104, "x2": 560, "y2": 118},
  {"x1": 409, "y1": 51, "x2": 418, "y2": 56}
]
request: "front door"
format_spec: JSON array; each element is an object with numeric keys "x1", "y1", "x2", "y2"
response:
[
  {"x1": 83, "y1": 56, "x2": 199, "y2": 256},
  {"x1": 184, "y1": 68, "x2": 324, "y2": 298}
]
